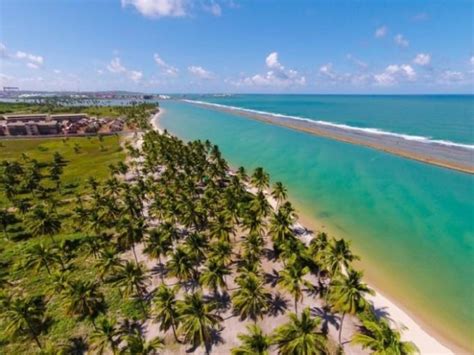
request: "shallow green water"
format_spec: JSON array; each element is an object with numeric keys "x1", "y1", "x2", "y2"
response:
[{"x1": 159, "y1": 100, "x2": 474, "y2": 350}]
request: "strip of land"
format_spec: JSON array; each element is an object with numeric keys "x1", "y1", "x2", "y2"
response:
[
  {"x1": 184, "y1": 100, "x2": 474, "y2": 175},
  {"x1": 153, "y1": 109, "x2": 457, "y2": 354}
]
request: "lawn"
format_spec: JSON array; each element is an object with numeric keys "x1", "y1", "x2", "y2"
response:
[{"x1": 0, "y1": 135, "x2": 125, "y2": 206}]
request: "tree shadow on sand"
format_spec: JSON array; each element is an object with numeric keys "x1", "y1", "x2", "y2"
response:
[
  {"x1": 185, "y1": 328, "x2": 224, "y2": 354},
  {"x1": 268, "y1": 292, "x2": 289, "y2": 317},
  {"x1": 312, "y1": 306, "x2": 340, "y2": 335},
  {"x1": 264, "y1": 269, "x2": 280, "y2": 287}
]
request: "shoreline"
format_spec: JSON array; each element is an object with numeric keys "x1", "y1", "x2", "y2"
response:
[
  {"x1": 152, "y1": 106, "x2": 467, "y2": 354},
  {"x1": 184, "y1": 100, "x2": 474, "y2": 175}
]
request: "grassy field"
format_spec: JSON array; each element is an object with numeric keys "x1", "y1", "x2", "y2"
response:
[
  {"x1": 0, "y1": 136, "x2": 124, "y2": 184},
  {"x1": 0, "y1": 135, "x2": 134, "y2": 353},
  {"x1": 0, "y1": 101, "x2": 157, "y2": 118}
]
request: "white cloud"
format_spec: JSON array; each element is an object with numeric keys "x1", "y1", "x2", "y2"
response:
[
  {"x1": 188, "y1": 65, "x2": 213, "y2": 79},
  {"x1": 203, "y1": 2, "x2": 221, "y2": 16},
  {"x1": 375, "y1": 26, "x2": 387, "y2": 38},
  {"x1": 1, "y1": 43, "x2": 45, "y2": 69},
  {"x1": 107, "y1": 57, "x2": 127, "y2": 73},
  {"x1": 374, "y1": 64, "x2": 416, "y2": 86},
  {"x1": 53, "y1": 69, "x2": 61, "y2": 74},
  {"x1": 121, "y1": 0, "x2": 187, "y2": 18},
  {"x1": 412, "y1": 12, "x2": 429, "y2": 22},
  {"x1": 128, "y1": 70, "x2": 143, "y2": 82},
  {"x1": 106, "y1": 57, "x2": 143, "y2": 82},
  {"x1": 470, "y1": 56, "x2": 474, "y2": 66},
  {"x1": 318, "y1": 63, "x2": 370, "y2": 85},
  {"x1": 233, "y1": 52, "x2": 306, "y2": 88},
  {"x1": 439, "y1": 70, "x2": 464, "y2": 83},
  {"x1": 26, "y1": 62, "x2": 40, "y2": 69},
  {"x1": 346, "y1": 54, "x2": 368, "y2": 69},
  {"x1": 153, "y1": 53, "x2": 179, "y2": 76},
  {"x1": 413, "y1": 53, "x2": 431, "y2": 66},
  {"x1": 394, "y1": 34, "x2": 409, "y2": 47},
  {"x1": 97, "y1": 69, "x2": 104, "y2": 75}
]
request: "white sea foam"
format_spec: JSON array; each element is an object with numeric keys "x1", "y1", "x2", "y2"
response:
[{"x1": 183, "y1": 99, "x2": 474, "y2": 151}]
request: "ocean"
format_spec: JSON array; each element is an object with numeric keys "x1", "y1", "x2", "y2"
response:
[{"x1": 158, "y1": 95, "x2": 474, "y2": 351}]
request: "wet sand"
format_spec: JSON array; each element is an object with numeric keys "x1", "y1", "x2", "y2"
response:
[{"x1": 184, "y1": 100, "x2": 474, "y2": 175}]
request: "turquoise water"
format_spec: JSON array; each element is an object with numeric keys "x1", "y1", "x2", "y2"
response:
[
  {"x1": 159, "y1": 99, "x2": 474, "y2": 351},
  {"x1": 199, "y1": 95, "x2": 474, "y2": 145}
]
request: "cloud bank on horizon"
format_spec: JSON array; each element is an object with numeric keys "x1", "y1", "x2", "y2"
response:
[{"x1": 0, "y1": 0, "x2": 473, "y2": 93}]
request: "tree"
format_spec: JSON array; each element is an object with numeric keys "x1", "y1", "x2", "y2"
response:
[
  {"x1": 27, "y1": 205, "x2": 61, "y2": 243},
  {"x1": 199, "y1": 258, "x2": 231, "y2": 296},
  {"x1": 271, "y1": 181, "x2": 287, "y2": 208},
  {"x1": 23, "y1": 243, "x2": 59, "y2": 275},
  {"x1": 152, "y1": 285, "x2": 180, "y2": 342},
  {"x1": 231, "y1": 324, "x2": 271, "y2": 355},
  {"x1": 0, "y1": 294, "x2": 46, "y2": 349},
  {"x1": 62, "y1": 280, "x2": 105, "y2": 321},
  {"x1": 95, "y1": 247, "x2": 123, "y2": 282},
  {"x1": 352, "y1": 318, "x2": 419, "y2": 355},
  {"x1": 90, "y1": 317, "x2": 121, "y2": 354},
  {"x1": 251, "y1": 167, "x2": 270, "y2": 192},
  {"x1": 277, "y1": 261, "x2": 313, "y2": 314},
  {"x1": 110, "y1": 261, "x2": 149, "y2": 316},
  {"x1": 329, "y1": 269, "x2": 374, "y2": 345},
  {"x1": 0, "y1": 208, "x2": 15, "y2": 240},
  {"x1": 121, "y1": 331, "x2": 164, "y2": 355},
  {"x1": 177, "y1": 292, "x2": 223, "y2": 351},
  {"x1": 231, "y1": 273, "x2": 271, "y2": 323},
  {"x1": 272, "y1": 307, "x2": 327, "y2": 354},
  {"x1": 166, "y1": 247, "x2": 196, "y2": 290},
  {"x1": 322, "y1": 238, "x2": 359, "y2": 277}
]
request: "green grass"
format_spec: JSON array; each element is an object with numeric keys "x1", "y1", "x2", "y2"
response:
[
  {"x1": 0, "y1": 101, "x2": 157, "y2": 118},
  {"x1": 0, "y1": 136, "x2": 125, "y2": 200}
]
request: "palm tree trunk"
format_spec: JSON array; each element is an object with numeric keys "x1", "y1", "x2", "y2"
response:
[
  {"x1": 171, "y1": 319, "x2": 181, "y2": 343},
  {"x1": 132, "y1": 244, "x2": 139, "y2": 264},
  {"x1": 25, "y1": 317, "x2": 42, "y2": 349},
  {"x1": 338, "y1": 312, "x2": 346, "y2": 345},
  {"x1": 295, "y1": 296, "x2": 298, "y2": 314}
]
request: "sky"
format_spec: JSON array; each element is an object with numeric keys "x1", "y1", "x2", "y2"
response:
[{"x1": 0, "y1": 0, "x2": 473, "y2": 94}]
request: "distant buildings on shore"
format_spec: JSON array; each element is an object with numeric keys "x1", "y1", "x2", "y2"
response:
[{"x1": 0, "y1": 113, "x2": 126, "y2": 137}]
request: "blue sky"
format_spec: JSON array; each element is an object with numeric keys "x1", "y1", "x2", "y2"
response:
[{"x1": 0, "y1": 0, "x2": 473, "y2": 93}]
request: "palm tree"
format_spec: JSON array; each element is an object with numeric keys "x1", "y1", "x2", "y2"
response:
[
  {"x1": 166, "y1": 247, "x2": 196, "y2": 291},
  {"x1": 272, "y1": 307, "x2": 327, "y2": 354},
  {"x1": 24, "y1": 243, "x2": 59, "y2": 275},
  {"x1": 90, "y1": 317, "x2": 121, "y2": 354},
  {"x1": 199, "y1": 258, "x2": 231, "y2": 296},
  {"x1": 208, "y1": 240, "x2": 233, "y2": 266},
  {"x1": 95, "y1": 247, "x2": 123, "y2": 282},
  {"x1": 251, "y1": 167, "x2": 270, "y2": 192},
  {"x1": 62, "y1": 280, "x2": 105, "y2": 321},
  {"x1": 0, "y1": 294, "x2": 46, "y2": 349},
  {"x1": 121, "y1": 331, "x2": 164, "y2": 355},
  {"x1": 177, "y1": 292, "x2": 223, "y2": 351},
  {"x1": 231, "y1": 273, "x2": 271, "y2": 323},
  {"x1": 271, "y1": 181, "x2": 287, "y2": 208},
  {"x1": 277, "y1": 262, "x2": 313, "y2": 314},
  {"x1": 152, "y1": 284, "x2": 180, "y2": 342},
  {"x1": 352, "y1": 318, "x2": 419, "y2": 355},
  {"x1": 111, "y1": 261, "x2": 149, "y2": 316},
  {"x1": 27, "y1": 205, "x2": 61, "y2": 243},
  {"x1": 329, "y1": 269, "x2": 374, "y2": 345},
  {"x1": 0, "y1": 208, "x2": 15, "y2": 240},
  {"x1": 231, "y1": 324, "x2": 271, "y2": 355},
  {"x1": 322, "y1": 238, "x2": 359, "y2": 276}
]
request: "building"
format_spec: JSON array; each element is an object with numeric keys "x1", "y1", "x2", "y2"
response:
[
  {"x1": 109, "y1": 118, "x2": 124, "y2": 132},
  {"x1": 0, "y1": 122, "x2": 6, "y2": 136},
  {"x1": 37, "y1": 121, "x2": 60, "y2": 135},
  {"x1": 7, "y1": 122, "x2": 28, "y2": 135},
  {"x1": 50, "y1": 113, "x2": 88, "y2": 123},
  {"x1": 25, "y1": 121, "x2": 39, "y2": 135},
  {"x1": 3, "y1": 114, "x2": 48, "y2": 123}
]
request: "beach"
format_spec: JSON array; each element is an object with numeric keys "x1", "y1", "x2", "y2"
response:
[
  {"x1": 152, "y1": 107, "x2": 460, "y2": 354},
  {"x1": 184, "y1": 100, "x2": 474, "y2": 175}
]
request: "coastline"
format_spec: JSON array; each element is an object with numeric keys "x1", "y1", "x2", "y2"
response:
[
  {"x1": 152, "y1": 106, "x2": 464, "y2": 354},
  {"x1": 184, "y1": 100, "x2": 474, "y2": 175}
]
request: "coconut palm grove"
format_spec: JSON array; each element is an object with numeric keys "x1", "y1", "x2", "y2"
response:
[{"x1": 0, "y1": 104, "x2": 418, "y2": 354}]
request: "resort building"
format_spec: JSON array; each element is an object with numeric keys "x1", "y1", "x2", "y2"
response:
[
  {"x1": 7, "y1": 122, "x2": 28, "y2": 135},
  {"x1": 50, "y1": 113, "x2": 88, "y2": 123},
  {"x1": 3, "y1": 113, "x2": 48, "y2": 123}
]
